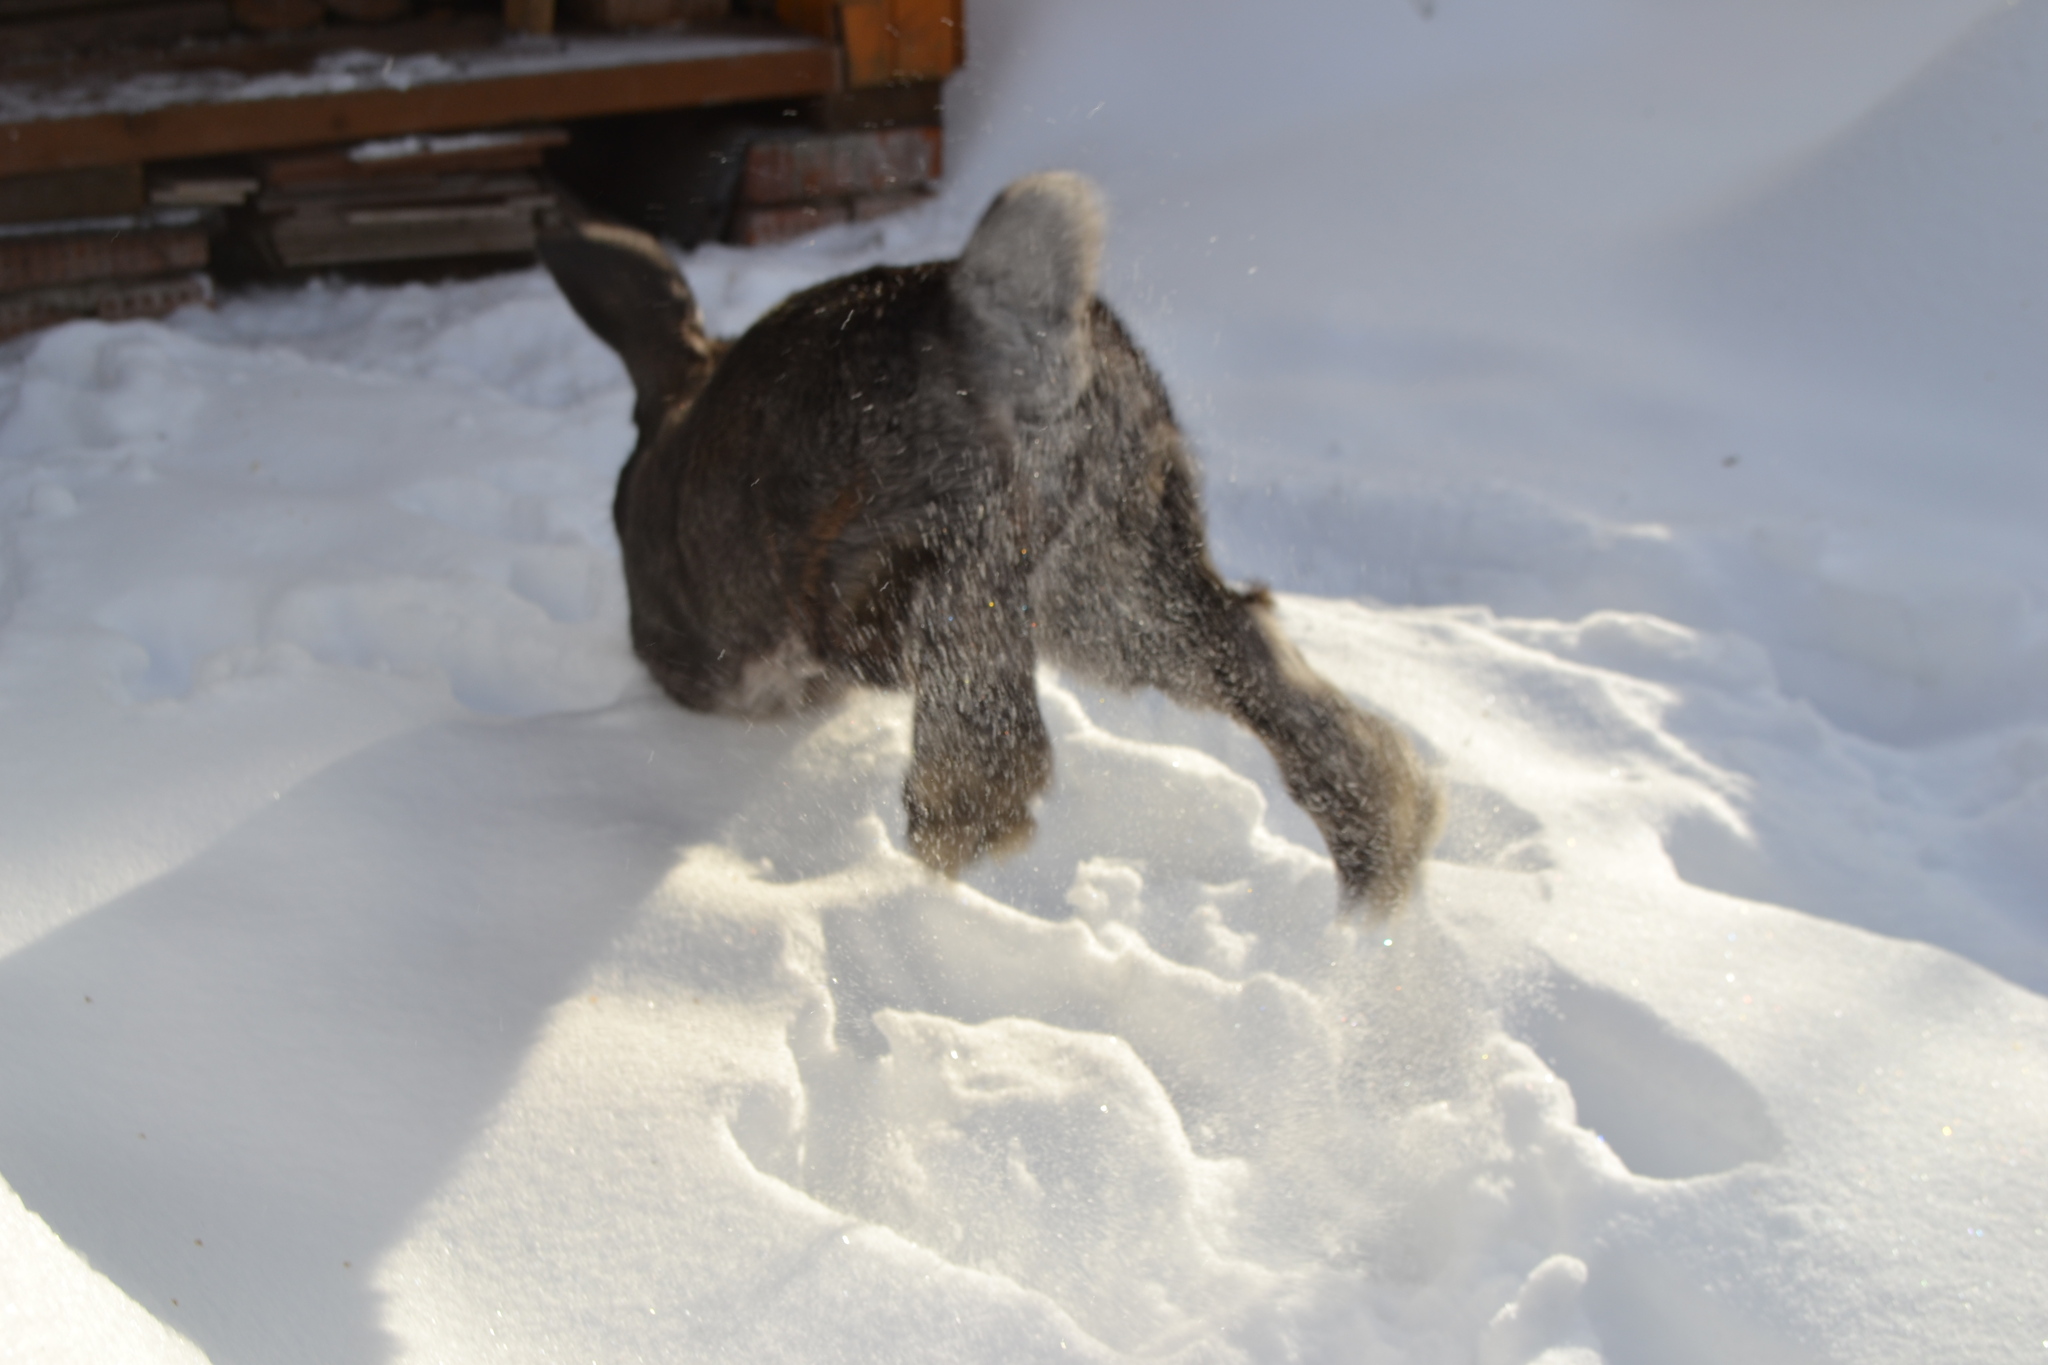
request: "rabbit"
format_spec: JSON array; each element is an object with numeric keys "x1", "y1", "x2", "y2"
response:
[{"x1": 539, "y1": 171, "x2": 1438, "y2": 911}]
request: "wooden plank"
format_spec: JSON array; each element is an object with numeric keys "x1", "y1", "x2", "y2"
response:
[
  {"x1": 4, "y1": 15, "x2": 503, "y2": 85},
  {"x1": 772, "y1": 0, "x2": 833, "y2": 40},
  {"x1": 567, "y1": 0, "x2": 726, "y2": 29},
  {"x1": 803, "y1": 80, "x2": 941, "y2": 133},
  {"x1": 831, "y1": 0, "x2": 963, "y2": 88},
  {"x1": 0, "y1": 43, "x2": 838, "y2": 177},
  {"x1": 0, "y1": 0, "x2": 147, "y2": 20},
  {"x1": 836, "y1": 0, "x2": 890, "y2": 88},
  {"x1": 229, "y1": 0, "x2": 320, "y2": 30},
  {"x1": 0, "y1": 0, "x2": 233, "y2": 64},
  {"x1": 148, "y1": 171, "x2": 257, "y2": 205},
  {"x1": 889, "y1": 0, "x2": 960, "y2": 79},
  {"x1": 0, "y1": 161, "x2": 141, "y2": 221},
  {"x1": 324, "y1": 0, "x2": 411, "y2": 21},
  {"x1": 0, "y1": 219, "x2": 207, "y2": 291},
  {"x1": 256, "y1": 169, "x2": 545, "y2": 210},
  {"x1": 260, "y1": 126, "x2": 568, "y2": 186},
  {"x1": 502, "y1": 0, "x2": 552, "y2": 35},
  {"x1": 269, "y1": 199, "x2": 544, "y2": 266}
]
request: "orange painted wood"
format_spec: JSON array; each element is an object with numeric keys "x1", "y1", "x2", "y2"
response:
[
  {"x1": 836, "y1": 0, "x2": 890, "y2": 87},
  {"x1": 0, "y1": 43, "x2": 837, "y2": 177},
  {"x1": 888, "y1": 0, "x2": 960, "y2": 80},
  {"x1": 773, "y1": 0, "x2": 960, "y2": 86}
]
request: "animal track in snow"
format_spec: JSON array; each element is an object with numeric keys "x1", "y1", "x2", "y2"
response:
[
  {"x1": 1512, "y1": 969, "x2": 1781, "y2": 1179},
  {"x1": 687, "y1": 677, "x2": 1658, "y2": 1357}
]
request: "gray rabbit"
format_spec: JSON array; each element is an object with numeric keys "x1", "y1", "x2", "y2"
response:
[{"x1": 541, "y1": 172, "x2": 1438, "y2": 910}]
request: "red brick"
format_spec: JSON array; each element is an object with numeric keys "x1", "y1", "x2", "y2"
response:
[
  {"x1": 738, "y1": 126, "x2": 942, "y2": 207},
  {"x1": 0, "y1": 271, "x2": 212, "y2": 340},
  {"x1": 0, "y1": 225, "x2": 209, "y2": 293}
]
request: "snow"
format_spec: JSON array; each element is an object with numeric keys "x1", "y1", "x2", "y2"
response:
[{"x1": 2, "y1": 0, "x2": 2045, "y2": 1361}]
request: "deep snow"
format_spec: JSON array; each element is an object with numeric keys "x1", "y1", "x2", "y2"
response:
[{"x1": 2, "y1": 0, "x2": 2045, "y2": 1362}]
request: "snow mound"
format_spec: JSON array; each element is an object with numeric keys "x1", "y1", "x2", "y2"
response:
[
  {"x1": 1669, "y1": 0, "x2": 2048, "y2": 434},
  {"x1": 0, "y1": 1175, "x2": 208, "y2": 1365}
]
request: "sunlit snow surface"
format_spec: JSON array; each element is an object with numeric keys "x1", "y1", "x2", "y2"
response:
[{"x1": 3, "y1": 0, "x2": 2046, "y2": 1362}]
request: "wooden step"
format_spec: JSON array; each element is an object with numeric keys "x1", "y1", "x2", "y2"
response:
[
  {"x1": 252, "y1": 167, "x2": 558, "y2": 267},
  {"x1": 0, "y1": 28, "x2": 836, "y2": 177}
]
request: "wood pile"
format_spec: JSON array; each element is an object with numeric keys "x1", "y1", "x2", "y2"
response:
[
  {"x1": 240, "y1": 127, "x2": 566, "y2": 270},
  {"x1": 0, "y1": 163, "x2": 214, "y2": 338},
  {"x1": 0, "y1": 0, "x2": 959, "y2": 336}
]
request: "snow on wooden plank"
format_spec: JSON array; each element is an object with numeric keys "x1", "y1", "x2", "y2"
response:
[
  {"x1": 260, "y1": 125, "x2": 567, "y2": 186},
  {"x1": 0, "y1": 31, "x2": 836, "y2": 176}
]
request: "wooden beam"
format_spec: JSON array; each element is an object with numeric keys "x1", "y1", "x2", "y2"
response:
[
  {"x1": 0, "y1": 42, "x2": 838, "y2": 177},
  {"x1": 772, "y1": 0, "x2": 960, "y2": 87},
  {"x1": 772, "y1": 0, "x2": 834, "y2": 40},
  {"x1": 0, "y1": 0, "x2": 234, "y2": 65},
  {"x1": 502, "y1": 0, "x2": 555, "y2": 35},
  {"x1": 833, "y1": 0, "x2": 961, "y2": 88}
]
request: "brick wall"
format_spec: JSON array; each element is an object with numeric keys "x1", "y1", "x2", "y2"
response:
[{"x1": 728, "y1": 125, "x2": 941, "y2": 245}]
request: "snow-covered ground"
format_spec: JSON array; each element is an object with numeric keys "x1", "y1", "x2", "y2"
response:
[{"x1": 3, "y1": 0, "x2": 2044, "y2": 1360}]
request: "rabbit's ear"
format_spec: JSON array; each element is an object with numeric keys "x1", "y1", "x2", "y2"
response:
[
  {"x1": 951, "y1": 172, "x2": 1104, "y2": 420},
  {"x1": 538, "y1": 217, "x2": 718, "y2": 439}
]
